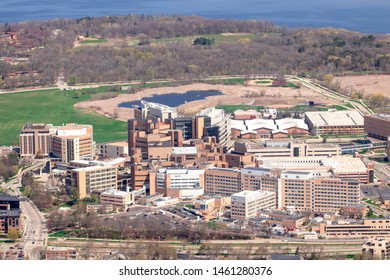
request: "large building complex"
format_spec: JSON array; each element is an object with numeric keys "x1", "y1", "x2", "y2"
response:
[
  {"x1": 231, "y1": 190, "x2": 275, "y2": 220},
  {"x1": 127, "y1": 118, "x2": 182, "y2": 162},
  {"x1": 19, "y1": 123, "x2": 94, "y2": 162},
  {"x1": 305, "y1": 110, "x2": 364, "y2": 135},
  {"x1": 258, "y1": 156, "x2": 373, "y2": 184}
]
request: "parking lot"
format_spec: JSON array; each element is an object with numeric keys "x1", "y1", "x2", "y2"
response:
[{"x1": 361, "y1": 184, "x2": 390, "y2": 199}]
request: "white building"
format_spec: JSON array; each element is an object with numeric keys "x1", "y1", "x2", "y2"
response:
[
  {"x1": 156, "y1": 168, "x2": 205, "y2": 199},
  {"x1": 141, "y1": 100, "x2": 178, "y2": 121},
  {"x1": 98, "y1": 141, "x2": 129, "y2": 158},
  {"x1": 100, "y1": 189, "x2": 134, "y2": 211},
  {"x1": 231, "y1": 190, "x2": 276, "y2": 220},
  {"x1": 305, "y1": 110, "x2": 364, "y2": 135},
  {"x1": 197, "y1": 107, "x2": 232, "y2": 148}
]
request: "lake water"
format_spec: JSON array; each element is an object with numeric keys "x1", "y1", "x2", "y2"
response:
[
  {"x1": 119, "y1": 90, "x2": 223, "y2": 109},
  {"x1": 0, "y1": 0, "x2": 389, "y2": 33}
]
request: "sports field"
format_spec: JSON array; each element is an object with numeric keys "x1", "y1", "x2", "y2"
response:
[{"x1": 0, "y1": 88, "x2": 128, "y2": 146}]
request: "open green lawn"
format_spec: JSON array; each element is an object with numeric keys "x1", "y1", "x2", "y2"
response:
[
  {"x1": 153, "y1": 33, "x2": 258, "y2": 45},
  {"x1": 0, "y1": 88, "x2": 127, "y2": 146},
  {"x1": 216, "y1": 104, "x2": 264, "y2": 113},
  {"x1": 80, "y1": 39, "x2": 108, "y2": 44}
]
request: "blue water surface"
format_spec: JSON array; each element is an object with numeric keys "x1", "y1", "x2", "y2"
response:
[{"x1": 0, "y1": 0, "x2": 389, "y2": 33}]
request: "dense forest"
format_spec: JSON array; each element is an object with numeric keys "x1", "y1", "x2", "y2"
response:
[{"x1": 1, "y1": 15, "x2": 390, "y2": 89}]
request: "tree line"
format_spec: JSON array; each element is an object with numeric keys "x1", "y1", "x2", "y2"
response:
[{"x1": 1, "y1": 15, "x2": 390, "y2": 89}]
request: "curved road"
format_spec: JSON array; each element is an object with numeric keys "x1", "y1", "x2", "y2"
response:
[{"x1": 3, "y1": 162, "x2": 47, "y2": 260}]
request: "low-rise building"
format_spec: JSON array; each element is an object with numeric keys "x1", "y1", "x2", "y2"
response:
[
  {"x1": 0, "y1": 194, "x2": 21, "y2": 234},
  {"x1": 153, "y1": 168, "x2": 205, "y2": 199},
  {"x1": 152, "y1": 196, "x2": 180, "y2": 207},
  {"x1": 305, "y1": 110, "x2": 364, "y2": 135},
  {"x1": 319, "y1": 219, "x2": 390, "y2": 238},
  {"x1": 86, "y1": 203, "x2": 114, "y2": 213},
  {"x1": 100, "y1": 189, "x2": 134, "y2": 211},
  {"x1": 231, "y1": 190, "x2": 275, "y2": 220},
  {"x1": 231, "y1": 118, "x2": 308, "y2": 139},
  {"x1": 45, "y1": 247, "x2": 78, "y2": 260},
  {"x1": 234, "y1": 140, "x2": 341, "y2": 158}
]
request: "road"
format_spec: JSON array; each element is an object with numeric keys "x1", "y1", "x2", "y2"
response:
[
  {"x1": 47, "y1": 237, "x2": 363, "y2": 259},
  {"x1": 3, "y1": 161, "x2": 47, "y2": 259}
]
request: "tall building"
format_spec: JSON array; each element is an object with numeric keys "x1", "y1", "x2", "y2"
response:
[
  {"x1": 240, "y1": 167, "x2": 279, "y2": 193},
  {"x1": 98, "y1": 141, "x2": 128, "y2": 158},
  {"x1": 173, "y1": 116, "x2": 207, "y2": 140},
  {"x1": 231, "y1": 190, "x2": 275, "y2": 220},
  {"x1": 52, "y1": 123, "x2": 94, "y2": 162},
  {"x1": 278, "y1": 171, "x2": 361, "y2": 212},
  {"x1": 67, "y1": 161, "x2": 118, "y2": 199},
  {"x1": 197, "y1": 107, "x2": 231, "y2": 149},
  {"x1": 127, "y1": 118, "x2": 182, "y2": 162},
  {"x1": 205, "y1": 168, "x2": 241, "y2": 196},
  {"x1": 19, "y1": 123, "x2": 53, "y2": 157}
]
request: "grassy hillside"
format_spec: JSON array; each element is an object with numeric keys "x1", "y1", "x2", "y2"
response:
[{"x1": 0, "y1": 89, "x2": 127, "y2": 146}]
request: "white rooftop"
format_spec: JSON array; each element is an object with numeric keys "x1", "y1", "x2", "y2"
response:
[
  {"x1": 101, "y1": 189, "x2": 130, "y2": 197},
  {"x1": 305, "y1": 110, "x2": 364, "y2": 127},
  {"x1": 231, "y1": 118, "x2": 308, "y2": 134},
  {"x1": 231, "y1": 190, "x2": 275, "y2": 202},
  {"x1": 259, "y1": 156, "x2": 368, "y2": 173},
  {"x1": 172, "y1": 146, "x2": 198, "y2": 155}
]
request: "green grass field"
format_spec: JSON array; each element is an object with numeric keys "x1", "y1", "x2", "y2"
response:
[
  {"x1": 216, "y1": 105, "x2": 264, "y2": 113},
  {"x1": 80, "y1": 39, "x2": 108, "y2": 44},
  {"x1": 152, "y1": 33, "x2": 258, "y2": 45},
  {"x1": 0, "y1": 88, "x2": 127, "y2": 146}
]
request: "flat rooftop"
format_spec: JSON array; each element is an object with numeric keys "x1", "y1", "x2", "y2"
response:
[
  {"x1": 305, "y1": 110, "x2": 364, "y2": 127},
  {"x1": 368, "y1": 114, "x2": 390, "y2": 121},
  {"x1": 103, "y1": 141, "x2": 128, "y2": 147},
  {"x1": 259, "y1": 156, "x2": 367, "y2": 173}
]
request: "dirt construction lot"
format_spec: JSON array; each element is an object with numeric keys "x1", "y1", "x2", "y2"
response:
[
  {"x1": 75, "y1": 83, "x2": 343, "y2": 122},
  {"x1": 336, "y1": 75, "x2": 390, "y2": 97}
]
